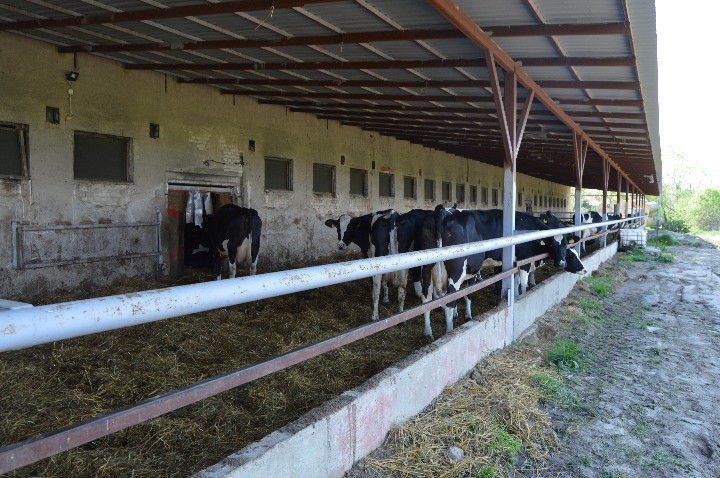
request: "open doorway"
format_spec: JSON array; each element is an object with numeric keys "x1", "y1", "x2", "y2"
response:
[{"x1": 166, "y1": 187, "x2": 235, "y2": 277}]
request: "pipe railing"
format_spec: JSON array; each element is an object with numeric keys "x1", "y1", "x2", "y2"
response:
[{"x1": 0, "y1": 215, "x2": 642, "y2": 473}]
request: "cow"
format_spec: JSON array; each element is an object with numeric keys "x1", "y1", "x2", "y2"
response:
[
  {"x1": 201, "y1": 204, "x2": 262, "y2": 280},
  {"x1": 324, "y1": 212, "x2": 376, "y2": 258},
  {"x1": 419, "y1": 208, "x2": 585, "y2": 340},
  {"x1": 326, "y1": 209, "x2": 434, "y2": 320},
  {"x1": 395, "y1": 209, "x2": 435, "y2": 300}
]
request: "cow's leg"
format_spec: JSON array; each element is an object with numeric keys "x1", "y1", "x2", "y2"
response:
[
  {"x1": 371, "y1": 274, "x2": 381, "y2": 322},
  {"x1": 213, "y1": 252, "x2": 223, "y2": 281},
  {"x1": 382, "y1": 279, "x2": 390, "y2": 306},
  {"x1": 420, "y1": 264, "x2": 434, "y2": 340},
  {"x1": 250, "y1": 216, "x2": 261, "y2": 275},
  {"x1": 410, "y1": 266, "x2": 423, "y2": 299},
  {"x1": 397, "y1": 269, "x2": 408, "y2": 312},
  {"x1": 518, "y1": 268, "x2": 529, "y2": 295}
]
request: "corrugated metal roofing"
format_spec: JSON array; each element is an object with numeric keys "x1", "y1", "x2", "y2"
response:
[{"x1": 0, "y1": 0, "x2": 660, "y2": 195}]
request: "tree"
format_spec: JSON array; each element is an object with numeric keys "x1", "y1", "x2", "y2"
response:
[{"x1": 692, "y1": 189, "x2": 720, "y2": 231}]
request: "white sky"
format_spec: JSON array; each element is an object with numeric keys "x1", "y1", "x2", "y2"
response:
[{"x1": 656, "y1": 0, "x2": 720, "y2": 188}]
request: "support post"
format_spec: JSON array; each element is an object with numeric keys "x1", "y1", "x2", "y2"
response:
[
  {"x1": 573, "y1": 132, "x2": 588, "y2": 254},
  {"x1": 615, "y1": 170, "x2": 622, "y2": 215},
  {"x1": 601, "y1": 157, "x2": 610, "y2": 246},
  {"x1": 486, "y1": 50, "x2": 533, "y2": 328}
]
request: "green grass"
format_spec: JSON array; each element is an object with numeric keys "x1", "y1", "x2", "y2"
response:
[
  {"x1": 578, "y1": 297, "x2": 602, "y2": 312},
  {"x1": 649, "y1": 233, "x2": 679, "y2": 247},
  {"x1": 652, "y1": 450, "x2": 690, "y2": 471},
  {"x1": 620, "y1": 248, "x2": 674, "y2": 263},
  {"x1": 546, "y1": 339, "x2": 584, "y2": 371},
  {"x1": 531, "y1": 372, "x2": 579, "y2": 406},
  {"x1": 477, "y1": 467, "x2": 495, "y2": 478},
  {"x1": 583, "y1": 276, "x2": 613, "y2": 297},
  {"x1": 487, "y1": 427, "x2": 522, "y2": 461}
]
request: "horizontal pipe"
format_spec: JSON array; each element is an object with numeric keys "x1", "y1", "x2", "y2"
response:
[
  {"x1": 20, "y1": 252, "x2": 161, "y2": 270},
  {"x1": 19, "y1": 222, "x2": 159, "y2": 231},
  {"x1": 0, "y1": 217, "x2": 641, "y2": 353}
]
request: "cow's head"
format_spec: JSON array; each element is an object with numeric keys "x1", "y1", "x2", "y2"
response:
[
  {"x1": 563, "y1": 246, "x2": 587, "y2": 275},
  {"x1": 324, "y1": 215, "x2": 354, "y2": 250},
  {"x1": 539, "y1": 234, "x2": 567, "y2": 269}
]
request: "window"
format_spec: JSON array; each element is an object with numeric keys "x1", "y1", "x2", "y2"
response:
[
  {"x1": 424, "y1": 179, "x2": 435, "y2": 201},
  {"x1": 481, "y1": 187, "x2": 488, "y2": 205},
  {"x1": 442, "y1": 181, "x2": 452, "y2": 202},
  {"x1": 350, "y1": 168, "x2": 368, "y2": 196},
  {"x1": 534, "y1": 194, "x2": 538, "y2": 207},
  {"x1": 470, "y1": 185, "x2": 477, "y2": 204},
  {"x1": 456, "y1": 184, "x2": 465, "y2": 204},
  {"x1": 0, "y1": 122, "x2": 29, "y2": 178},
  {"x1": 492, "y1": 188, "x2": 499, "y2": 207},
  {"x1": 265, "y1": 157, "x2": 292, "y2": 191},
  {"x1": 404, "y1": 176, "x2": 416, "y2": 199},
  {"x1": 313, "y1": 163, "x2": 335, "y2": 194},
  {"x1": 517, "y1": 191, "x2": 523, "y2": 207},
  {"x1": 544, "y1": 196, "x2": 548, "y2": 208},
  {"x1": 74, "y1": 131, "x2": 130, "y2": 182},
  {"x1": 379, "y1": 172, "x2": 394, "y2": 197}
]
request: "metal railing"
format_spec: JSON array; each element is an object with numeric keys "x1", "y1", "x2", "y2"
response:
[
  {"x1": 0, "y1": 215, "x2": 641, "y2": 473},
  {"x1": 11, "y1": 211, "x2": 162, "y2": 272}
]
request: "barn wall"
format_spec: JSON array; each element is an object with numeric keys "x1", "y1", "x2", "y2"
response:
[{"x1": 0, "y1": 33, "x2": 572, "y2": 300}]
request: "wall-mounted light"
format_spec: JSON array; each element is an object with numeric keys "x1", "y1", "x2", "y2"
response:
[
  {"x1": 65, "y1": 71, "x2": 79, "y2": 82},
  {"x1": 149, "y1": 123, "x2": 160, "y2": 139},
  {"x1": 340, "y1": 155, "x2": 345, "y2": 165},
  {"x1": 46, "y1": 106, "x2": 60, "y2": 125},
  {"x1": 248, "y1": 139, "x2": 255, "y2": 152}
]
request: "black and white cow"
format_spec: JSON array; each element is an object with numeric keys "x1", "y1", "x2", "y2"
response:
[
  {"x1": 419, "y1": 208, "x2": 584, "y2": 340},
  {"x1": 201, "y1": 204, "x2": 262, "y2": 280},
  {"x1": 324, "y1": 212, "x2": 378, "y2": 258},
  {"x1": 396, "y1": 209, "x2": 435, "y2": 300},
  {"x1": 368, "y1": 209, "x2": 401, "y2": 321}
]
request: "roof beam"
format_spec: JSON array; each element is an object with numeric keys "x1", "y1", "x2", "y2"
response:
[
  {"x1": 256, "y1": 100, "x2": 647, "y2": 119},
  {"x1": 125, "y1": 56, "x2": 632, "y2": 71},
  {"x1": 58, "y1": 28, "x2": 466, "y2": 54},
  {"x1": 0, "y1": 0, "x2": 340, "y2": 32},
  {"x1": 425, "y1": 0, "x2": 641, "y2": 193},
  {"x1": 178, "y1": 77, "x2": 639, "y2": 90},
  {"x1": 222, "y1": 89, "x2": 643, "y2": 106}
]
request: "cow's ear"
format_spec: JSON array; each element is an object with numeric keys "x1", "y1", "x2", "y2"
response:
[{"x1": 324, "y1": 219, "x2": 338, "y2": 228}]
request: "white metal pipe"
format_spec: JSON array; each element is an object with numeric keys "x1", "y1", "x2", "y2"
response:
[{"x1": 0, "y1": 218, "x2": 637, "y2": 353}]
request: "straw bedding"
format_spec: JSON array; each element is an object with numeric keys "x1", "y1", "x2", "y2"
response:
[{"x1": 0, "y1": 245, "x2": 590, "y2": 477}]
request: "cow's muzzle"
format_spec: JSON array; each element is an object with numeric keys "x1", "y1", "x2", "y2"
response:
[{"x1": 337, "y1": 241, "x2": 347, "y2": 250}]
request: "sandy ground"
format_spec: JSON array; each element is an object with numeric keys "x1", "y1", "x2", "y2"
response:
[
  {"x1": 347, "y1": 233, "x2": 720, "y2": 477},
  {"x1": 542, "y1": 233, "x2": 720, "y2": 477}
]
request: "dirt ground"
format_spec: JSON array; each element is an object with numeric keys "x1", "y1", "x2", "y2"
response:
[
  {"x1": 347, "y1": 232, "x2": 720, "y2": 478},
  {"x1": 544, "y1": 233, "x2": 720, "y2": 478}
]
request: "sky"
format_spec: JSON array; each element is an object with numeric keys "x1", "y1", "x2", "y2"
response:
[{"x1": 656, "y1": 0, "x2": 720, "y2": 189}]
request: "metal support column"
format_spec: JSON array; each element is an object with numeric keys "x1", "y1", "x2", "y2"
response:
[
  {"x1": 615, "y1": 170, "x2": 622, "y2": 215},
  {"x1": 601, "y1": 157, "x2": 610, "y2": 246},
  {"x1": 573, "y1": 133, "x2": 588, "y2": 254}
]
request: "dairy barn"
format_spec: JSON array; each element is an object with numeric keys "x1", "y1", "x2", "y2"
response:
[{"x1": 0, "y1": 0, "x2": 660, "y2": 477}]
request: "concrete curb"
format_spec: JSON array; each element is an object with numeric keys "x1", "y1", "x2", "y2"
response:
[{"x1": 195, "y1": 242, "x2": 617, "y2": 478}]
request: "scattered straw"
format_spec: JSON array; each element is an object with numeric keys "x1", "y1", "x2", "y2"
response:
[{"x1": 365, "y1": 348, "x2": 559, "y2": 477}]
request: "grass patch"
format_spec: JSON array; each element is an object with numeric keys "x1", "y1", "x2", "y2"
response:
[
  {"x1": 620, "y1": 248, "x2": 674, "y2": 264},
  {"x1": 632, "y1": 314, "x2": 657, "y2": 330},
  {"x1": 530, "y1": 372, "x2": 580, "y2": 407},
  {"x1": 577, "y1": 297, "x2": 601, "y2": 312},
  {"x1": 488, "y1": 426, "x2": 523, "y2": 461},
  {"x1": 650, "y1": 233, "x2": 679, "y2": 246},
  {"x1": 546, "y1": 339, "x2": 584, "y2": 371},
  {"x1": 583, "y1": 276, "x2": 613, "y2": 297},
  {"x1": 652, "y1": 450, "x2": 690, "y2": 471}
]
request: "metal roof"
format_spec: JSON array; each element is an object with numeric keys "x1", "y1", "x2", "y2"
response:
[{"x1": 0, "y1": 0, "x2": 661, "y2": 195}]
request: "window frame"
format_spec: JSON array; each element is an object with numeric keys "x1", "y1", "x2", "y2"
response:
[
  {"x1": 379, "y1": 172, "x2": 395, "y2": 198},
  {"x1": 403, "y1": 175, "x2": 417, "y2": 200},
  {"x1": 0, "y1": 122, "x2": 30, "y2": 179},
  {"x1": 441, "y1": 181, "x2": 452, "y2": 202},
  {"x1": 73, "y1": 130, "x2": 132, "y2": 183},
  {"x1": 349, "y1": 167, "x2": 368, "y2": 197},
  {"x1": 424, "y1": 178, "x2": 435, "y2": 201},
  {"x1": 492, "y1": 188, "x2": 499, "y2": 207},
  {"x1": 456, "y1": 183, "x2": 465, "y2": 204},
  {"x1": 264, "y1": 156, "x2": 293, "y2": 191},
  {"x1": 312, "y1": 162, "x2": 336, "y2": 195},
  {"x1": 470, "y1": 185, "x2": 478, "y2": 204},
  {"x1": 481, "y1": 186, "x2": 489, "y2": 206}
]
